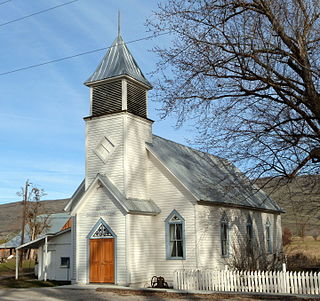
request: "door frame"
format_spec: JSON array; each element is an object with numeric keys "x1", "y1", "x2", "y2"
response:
[{"x1": 86, "y1": 218, "x2": 117, "y2": 284}]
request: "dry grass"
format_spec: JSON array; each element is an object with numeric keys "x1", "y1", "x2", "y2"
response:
[
  {"x1": 284, "y1": 237, "x2": 320, "y2": 271},
  {"x1": 97, "y1": 288, "x2": 319, "y2": 300},
  {"x1": 285, "y1": 237, "x2": 320, "y2": 258}
]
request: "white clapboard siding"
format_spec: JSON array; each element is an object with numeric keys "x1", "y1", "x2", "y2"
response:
[
  {"x1": 124, "y1": 114, "x2": 152, "y2": 199},
  {"x1": 127, "y1": 214, "x2": 157, "y2": 285},
  {"x1": 86, "y1": 112, "x2": 152, "y2": 199},
  {"x1": 76, "y1": 185, "x2": 126, "y2": 285},
  {"x1": 86, "y1": 113, "x2": 125, "y2": 193},
  {"x1": 126, "y1": 151, "x2": 198, "y2": 286},
  {"x1": 196, "y1": 205, "x2": 282, "y2": 271},
  {"x1": 173, "y1": 269, "x2": 320, "y2": 295}
]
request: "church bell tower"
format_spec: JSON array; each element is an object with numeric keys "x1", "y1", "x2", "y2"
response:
[
  {"x1": 84, "y1": 34, "x2": 153, "y2": 199},
  {"x1": 85, "y1": 34, "x2": 152, "y2": 118}
]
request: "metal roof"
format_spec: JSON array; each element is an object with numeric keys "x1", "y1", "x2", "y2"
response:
[
  {"x1": 0, "y1": 212, "x2": 70, "y2": 249},
  {"x1": 98, "y1": 174, "x2": 160, "y2": 215},
  {"x1": 66, "y1": 135, "x2": 282, "y2": 214},
  {"x1": 66, "y1": 174, "x2": 161, "y2": 216},
  {"x1": 85, "y1": 35, "x2": 152, "y2": 88},
  {"x1": 16, "y1": 228, "x2": 70, "y2": 250},
  {"x1": 146, "y1": 135, "x2": 283, "y2": 213}
]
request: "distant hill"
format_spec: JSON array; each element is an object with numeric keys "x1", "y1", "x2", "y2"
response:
[
  {"x1": 255, "y1": 175, "x2": 320, "y2": 237},
  {"x1": 0, "y1": 199, "x2": 69, "y2": 240}
]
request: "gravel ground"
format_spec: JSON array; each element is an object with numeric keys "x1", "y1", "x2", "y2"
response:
[{"x1": 0, "y1": 287, "x2": 319, "y2": 301}]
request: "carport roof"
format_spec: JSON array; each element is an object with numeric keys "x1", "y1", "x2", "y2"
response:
[{"x1": 16, "y1": 229, "x2": 70, "y2": 250}]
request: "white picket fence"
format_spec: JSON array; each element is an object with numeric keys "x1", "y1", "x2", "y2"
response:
[{"x1": 173, "y1": 269, "x2": 320, "y2": 295}]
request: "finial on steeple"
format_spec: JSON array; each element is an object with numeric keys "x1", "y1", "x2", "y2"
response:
[{"x1": 118, "y1": 10, "x2": 121, "y2": 37}]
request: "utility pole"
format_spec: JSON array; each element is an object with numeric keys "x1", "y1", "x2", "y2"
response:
[{"x1": 19, "y1": 180, "x2": 29, "y2": 269}]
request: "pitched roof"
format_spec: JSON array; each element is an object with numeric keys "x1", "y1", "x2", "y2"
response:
[
  {"x1": 0, "y1": 198, "x2": 69, "y2": 240},
  {"x1": 0, "y1": 212, "x2": 70, "y2": 249},
  {"x1": 146, "y1": 135, "x2": 283, "y2": 213},
  {"x1": 17, "y1": 228, "x2": 70, "y2": 250},
  {"x1": 67, "y1": 174, "x2": 161, "y2": 216},
  {"x1": 98, "y1": 174, "x2": 161, "y2": 215},
  {"x1": 85, "y1": 35, "x2": 152, "y2": 88}
]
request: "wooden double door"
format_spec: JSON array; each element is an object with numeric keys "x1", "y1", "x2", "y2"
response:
[{"x1": 89, "y1": 238, "x2": 115, "y2": 283}]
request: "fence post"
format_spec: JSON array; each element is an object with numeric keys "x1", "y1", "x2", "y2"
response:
[
  {"x1": 282, "y1": 263, "x2": 287, "y2": 293},
  {"x1": 282, "y1": 263, "x2": 286, "y2": 272}
]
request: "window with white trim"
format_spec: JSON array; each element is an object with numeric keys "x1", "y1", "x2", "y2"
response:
[{"x1": 165, "y1": 210, "x2": 185, "y2": 259}]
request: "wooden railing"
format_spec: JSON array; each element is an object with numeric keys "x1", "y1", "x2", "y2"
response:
[{"x1": 173, "y1": 268, "x2": 320, "y2": 295}]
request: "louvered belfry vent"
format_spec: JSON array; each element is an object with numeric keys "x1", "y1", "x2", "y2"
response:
[
  {"x1": 127, "y1": 81, "x2": 147, "y2": 118},
  {"x1": 92, "y1": 80, "x2": 122, "y2": 117}
]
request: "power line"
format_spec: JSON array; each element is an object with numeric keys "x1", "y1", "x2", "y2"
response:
[
  {"x1": 0, "y1": 0, "x2": 79, "y2": 28},
  {"x1": 0, "y1": 0, "x2": 12, "y2": 6},
  {"x1": 0, "y1": 32, "x2": 171, "y2": 76}
]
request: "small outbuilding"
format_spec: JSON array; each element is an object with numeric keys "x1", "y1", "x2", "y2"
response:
[
  {"x1": 17, "y1": 228, "x2": 71, "y2": 281},
  {"x1": 15, "y1": 213, "x2": 71, "y2": 281}
]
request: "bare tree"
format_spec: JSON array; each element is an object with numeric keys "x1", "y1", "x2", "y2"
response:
[
  {"x1": 226, "y1": 235, "x2": 283, "y2": 270},
  {"x1": 17, "y1": 183, "x2": 49, "y2": 259},
  {"x1": 148, "y1": 0, "x2": 320, "y2": 179}
]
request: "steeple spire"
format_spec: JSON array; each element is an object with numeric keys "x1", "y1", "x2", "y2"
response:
[{"x1": 85, "y1": 34, "x2": 152, "y2": 88}]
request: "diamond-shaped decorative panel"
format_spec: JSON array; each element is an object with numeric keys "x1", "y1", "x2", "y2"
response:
[{"x1": 94, "y1": 136, "x2": 115, "y2": 162}]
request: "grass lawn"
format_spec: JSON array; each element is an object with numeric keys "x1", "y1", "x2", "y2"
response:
[
  {"x1": 0, "y1": 259, "x2": 35, "y2": 277},
  {"x1": 0, "y1": 260, "x2": 70, "y2": 288}
]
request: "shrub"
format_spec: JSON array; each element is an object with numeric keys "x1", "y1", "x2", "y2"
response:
[
  {"x1": 282, "y1": 228, "x2": 292, "y2": 246},
  {"x1": 287, "y1": 252, "x2": 320, "y2": 271}
]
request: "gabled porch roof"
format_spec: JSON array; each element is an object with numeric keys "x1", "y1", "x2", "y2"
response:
[{"x1": 68, "y1": 173, "x2": 161, "y2": 216}]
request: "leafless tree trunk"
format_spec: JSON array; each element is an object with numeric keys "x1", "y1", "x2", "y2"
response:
[{"x1": 17, "y1": 183, "x2": 48, "y2": 260}]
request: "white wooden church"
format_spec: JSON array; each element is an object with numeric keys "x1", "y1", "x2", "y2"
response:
[{"x1": 17, "y1": 33, "x2": 283, "y2": 287}]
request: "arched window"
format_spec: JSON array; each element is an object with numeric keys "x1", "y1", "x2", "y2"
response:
[
  {"x1": 246, "y1": 215, "x2": 253, "y2": 247},
  {"x1": 266, "y1": 218, "x2": 272, "y2": 253},
  {"x1": 221, "y1": 212, "x2": 229, "y2": 257},
  {"x1": 165, "y1": 210, "x2": 185, "y2": 259}
]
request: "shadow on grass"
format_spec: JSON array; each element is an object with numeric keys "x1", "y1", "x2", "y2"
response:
[
  {"x1": 0, "y1": 275, "x2": 70, "y2": 289},
  {"x1": 0, "y1": 259, "x2": 35, "y2": 278}
]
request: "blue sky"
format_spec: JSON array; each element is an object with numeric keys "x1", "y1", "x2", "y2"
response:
[{"x1": 0, "y1": 0, "x2": 194, "y2": 204}]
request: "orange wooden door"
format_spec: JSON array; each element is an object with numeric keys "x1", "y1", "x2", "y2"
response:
[{"x1": 89, "y1": 238, "x2": 115, "y2": 283}]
